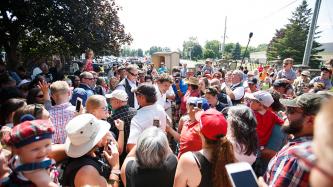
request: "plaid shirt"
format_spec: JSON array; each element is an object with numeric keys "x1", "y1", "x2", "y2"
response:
[
  {"x1": 264, "y1": 136, "x2": 312, "y2": 187},
  {"x1": 108, "y1": 105, "x2": 137, "y2": 146},
  {"x1": 49, "y1": 102, "x2": 76, "y2": 144}
]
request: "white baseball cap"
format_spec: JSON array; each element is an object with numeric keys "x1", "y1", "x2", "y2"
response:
[
  {"x1": 245, "y1": 91, "x2": 274, "y2": 107},
  {"x1": 105, "y1": 90, "x2": 128, "y2": 101}
]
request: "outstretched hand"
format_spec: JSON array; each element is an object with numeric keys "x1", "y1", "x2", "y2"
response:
[{"x1": 38, "y1": 80, "x2": 49, "y2": 94}]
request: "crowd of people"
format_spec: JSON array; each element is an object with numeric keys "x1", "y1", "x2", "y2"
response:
[{"x1": 0, "y1": 49, "x2": 333, "y2": 187}]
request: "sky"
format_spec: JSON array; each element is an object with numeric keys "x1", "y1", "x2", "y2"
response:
[{"x1": 115, "y1": 0, "x2": 333, "y2": 51}]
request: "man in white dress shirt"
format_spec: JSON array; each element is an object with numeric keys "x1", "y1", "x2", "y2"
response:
[{"x1": 126, "y1": 84, "x2": 168, "y2": 152}]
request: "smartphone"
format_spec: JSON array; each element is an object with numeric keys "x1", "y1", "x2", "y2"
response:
[
  {"x1": 153, "y1": 118, "x2": 160, "y2": 128},
  {"x1": 76, "y1": 98, "x2": 82, "y2": 112},
  {"x1": 197, "y1": 101, "x2": 203, "y2": 109},
  {"x1": 225, "y1": 162, "x2": 258, "y2": 187}
]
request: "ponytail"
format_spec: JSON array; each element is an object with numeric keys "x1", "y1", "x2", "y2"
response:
[{"x1": 209, "y1": 136, "x2": 235, "y2": 187}]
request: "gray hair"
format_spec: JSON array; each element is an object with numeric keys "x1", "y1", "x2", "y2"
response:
[
  {"x1": 135, "y1": 127, "x2": 170, "y2": 169},
  {"x1": 232, "y1": 70, "x2": 244, "y2": 81}
]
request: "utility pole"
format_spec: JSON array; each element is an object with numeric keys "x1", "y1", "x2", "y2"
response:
[
  {"x1": 302, "y1": 0, "x2": 321, "y2": 66},
  {"x1": 221, "y1": 16, "x2": 227, "y2": 59}
]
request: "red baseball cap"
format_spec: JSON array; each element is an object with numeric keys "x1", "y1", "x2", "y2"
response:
[{"x1": 195, "y1": 109, "x2": 228, "y2": 141}]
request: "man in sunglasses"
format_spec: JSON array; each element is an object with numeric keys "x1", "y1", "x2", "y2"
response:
[
  {"x1": 70, "y1": 71, "x2": 95, "y2": 106},
  {"x1": 264, "y1": 93, "x2": 325, "y2": 187},
  {"x1": 116, "y1": 65, "x2": 139, "y2": 109}
]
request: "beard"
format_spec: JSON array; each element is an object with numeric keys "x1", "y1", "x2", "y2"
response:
[{"x1": 281, "y1": 116, "x2": 304, "y2": 135}]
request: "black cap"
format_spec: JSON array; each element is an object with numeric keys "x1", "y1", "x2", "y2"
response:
[
  {"x1": 134, "y1": 84, "x2": 156, "y2": 98},
  {"x1": 248, "y1": 78, "x2": 258, "y2": 85},
  {"x1": 273, "y1": 79, "x2": 288, "y2": 88},
  {"x1": 321, "y1": 66, "x2": 332, "y2": 74}
]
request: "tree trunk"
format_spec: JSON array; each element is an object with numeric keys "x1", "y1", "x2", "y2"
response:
[{"x1": 4, "y1": 39, "x2": 19, "y2": 70}]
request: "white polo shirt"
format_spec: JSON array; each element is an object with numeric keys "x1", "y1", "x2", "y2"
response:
[{"x1": 127, "y1": 103, "x2": 167, "y2": 145}]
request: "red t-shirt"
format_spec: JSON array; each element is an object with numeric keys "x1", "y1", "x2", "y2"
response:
[
  {"x1": 178, "y1": 120, "x2": 202, "y2": 158},
  {"x1": 180, "y1": 90, "x2": 200, "y2": 115},
  {"x1": 255, "y1": 110, "x2": 284, "y2": 146}
]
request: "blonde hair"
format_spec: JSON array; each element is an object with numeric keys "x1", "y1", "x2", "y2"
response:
[
  {"x1": 50, "y1": 81, "x2": 70, "y2": 95},
  {"x1": 86, "y1": 95, "x2": 106, "y2": 113}
]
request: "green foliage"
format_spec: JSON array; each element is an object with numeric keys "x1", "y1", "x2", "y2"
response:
[
  {"x1": 204, "y1": 40, "x2": 221, "y2": 59},
  {"x1": 266, "y1": 0, "x2": 323, "y2": 68},
  {"x1": 183, "y1": 37, "x2": 198, "y2": 59},
  {"x1": 0, "y1": 0, "x2": 132, "y2": 68},
  {"x1": 137, "y1": 48, "x2": 143, "y2": 57},
  {"x1": 256, "y1": 44, "x2": 268, "y2": 52},
  {"x1": 203, "y1": 49, "x2": 215, "y2": 59},
  {"x1": 232, "y1": 43, "x2": 241, "y2": 60},
  {"x1": 191, "y1": 44, "x2": 203, "y2": 60}
]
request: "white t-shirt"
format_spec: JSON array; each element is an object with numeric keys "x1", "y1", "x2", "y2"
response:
[
  {"x1": 127, "y1": 104, "x2": 167, "y2": 145},
  {"x1": 231, "y1": 83, "x2": 245, "y2": 100},
  {"x1": 155, "y1": 84, "x2": 174, "y2": 110},
  {"x1": 115, "y1": 78, "x2": 139, "y2": 109}
]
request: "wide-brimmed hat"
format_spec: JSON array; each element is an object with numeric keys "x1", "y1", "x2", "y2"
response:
[
  {"x1": 301, "y1": 70, "x2": 311, "y2": 77},
  {"x1": 187, "y1": 77, "x2": 199, "y2": 86},
  {"x1": 65, "y1": 114, "x2": 110, "y2": 158}
]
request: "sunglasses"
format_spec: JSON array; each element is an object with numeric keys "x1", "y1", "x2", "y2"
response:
[
  {"x1": 83, "y1": 77, "x2": 95, "y2": 80},
  {"x1": 286, "y1": 107, "x2": 303, "y2": 114},
  {"x1": 36, "y1": 94, "x2": 44, "y2": 98},
  {"x1": 128, "y1": 71, "x2": 138, "y2": 76},
  {"x1": 101, "y1": 106, "x2": 108, "y2": 112}
]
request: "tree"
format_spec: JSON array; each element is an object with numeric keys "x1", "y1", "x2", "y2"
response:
[
  {"x1": 137, "y1": 48, "x2": 143, "y2": 57},
  {"x1": 266, "y1": 0, "x2": 323, "y2": 68},
  {"x1": 191, "y1": 44, "x2": 203, "y2": 60},
  {"x1": 0, "y1": 0, "x2": 132, "y2": 69},
  {"x1": 204, "y1": 40, "x2": 221, "y2": 59},
  {"x1": 232, "y1": 43, "x2": 241, "y2": 60},
  {"x1": 203, "y1": 49, "x2": 215, "y2": 59},
  {"x1": 182, "y1": 37, "x2": 199, "y2": 59},
  {"x1": 256, "y1": 44, "x2": 268, "y2": 52},
  {"x1": 149, "y1": 46, "x2": 162, "y2": 55}
]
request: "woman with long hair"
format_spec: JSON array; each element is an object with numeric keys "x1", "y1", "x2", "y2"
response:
[
  {"x1": 226, "y1": 105, "x2": 258, "y2": 164},
  {"x1": 174, "y1": 109, "x2": 235, "y2": 187}
]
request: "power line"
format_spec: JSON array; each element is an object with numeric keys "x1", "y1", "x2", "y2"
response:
[{"x1": 247, "y1": 0, "x2": 299, "y2": 24}]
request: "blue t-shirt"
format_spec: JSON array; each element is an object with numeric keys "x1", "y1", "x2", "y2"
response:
[{"x1": 172, "y1": 79, "x2": 188, "y2": 104}]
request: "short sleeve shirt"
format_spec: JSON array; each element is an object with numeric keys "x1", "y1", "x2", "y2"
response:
[{"x1": 127, "y1": 104, "x2": 167, "y2": 145}]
